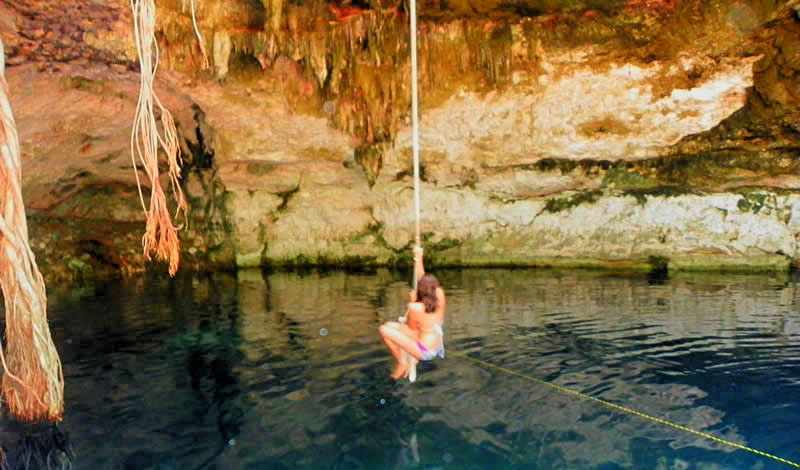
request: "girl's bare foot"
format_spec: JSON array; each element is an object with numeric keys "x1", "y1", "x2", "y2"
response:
[{"x1": 391, "y1": 362, "x2": 409, "y2": 379}]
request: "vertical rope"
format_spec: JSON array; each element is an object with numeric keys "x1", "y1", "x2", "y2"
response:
[
  {"x1": 400, "y1": 0, "x2": 424, "y2": 383},
  {"x1": 189, "y1": 0, "x2": 209, "y2": 69},
  {"x1": 409, "y1": 0, "x2": 421, "y2": 290}
]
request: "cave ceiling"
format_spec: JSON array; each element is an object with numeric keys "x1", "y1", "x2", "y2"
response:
[{"x1": 2, "y1": 0, "x2": 797, "y2": 68}]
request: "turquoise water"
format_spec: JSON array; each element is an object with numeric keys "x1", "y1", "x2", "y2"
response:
[{"x1": 3, "y1": 268, "x2": 800, "y2": 470}]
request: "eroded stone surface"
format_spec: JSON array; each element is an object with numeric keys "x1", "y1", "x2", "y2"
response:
[
  {"x1": 393, "y1": 53, "x2": 759, "y2": 168},
  {"x1": 1, "y1": 0, "x2": 799, "y2": 283}
]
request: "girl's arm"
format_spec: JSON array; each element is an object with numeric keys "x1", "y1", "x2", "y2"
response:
[{"x1": 435, "y1": 287, "x2": 446, "y2": 317}]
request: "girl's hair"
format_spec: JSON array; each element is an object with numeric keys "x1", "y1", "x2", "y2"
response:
[{"x1": 416, "y1": 274, "x2": 440, "y2": 313}]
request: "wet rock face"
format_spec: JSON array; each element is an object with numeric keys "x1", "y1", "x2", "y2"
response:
[
  {"x1": 1, "y1": 0, "x2": 800, "y2": 282},
  {"x1": 0, "y1": 0, "x2": 133, "y2": 66}
]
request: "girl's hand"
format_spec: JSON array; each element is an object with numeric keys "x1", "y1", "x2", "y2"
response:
[{"x1": 408, "y1": 289, "x2": 417, "y2": 303}]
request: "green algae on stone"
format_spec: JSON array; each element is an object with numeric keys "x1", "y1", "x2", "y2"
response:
[
  {"x1": 206, "y1": 241, "x2": 236, "y2": 268},
  {"x1": 615, "y1": 150, "x2": 800, "y2": 191},
  {"x1": 733, "y1": 189, "x2": 783, "y2": 214},
  {"x1": 544, "y1": 189, "x2": 604, "y2": 212},
  {"x1": 669, "y1": 253, "x2": 792, "y2": 273},
  {"x1": 272, "y1": 252, "x2": 381, "y2": 269},
  {"x1": 601, "y1": 164, "x2": 658, "y2": 190},
  {"x1": 235, "y1": 249, "x2": 265, "y2": 268},
  {"x1": 46, "y1": 183, "x2": 144, "y2": 221},
  {"x1": 67, "y1": 256, "x2": 92, "y2": 274},
  {"x1": 623, "y1": 186, "x2": 699, "y2": 205},
  {"x1": 524, "y1": 158, "x2": 612, "y2": 176}
]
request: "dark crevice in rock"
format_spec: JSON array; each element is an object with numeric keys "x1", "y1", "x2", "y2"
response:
[
  {"x1": 354, "y1": 142, "x2": 384, "y2": 187},
  {"x1": 185, "y1": 104, "x2": 216, "y2": 171},
  {"x1": 646, "y1": 255, "x2": 669, "y2": 283},
  {"x1": 275, "y1": 186, "x2": 301, "y2": 213}
]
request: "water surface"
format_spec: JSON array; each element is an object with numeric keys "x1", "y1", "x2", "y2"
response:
[{"x1": 3, "y1": 268, "x2": 800, "y2": 470}]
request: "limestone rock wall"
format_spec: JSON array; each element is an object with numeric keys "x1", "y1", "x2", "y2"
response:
[{"x1": 1, "y1": 0, "x2": 799, "y2": 283}]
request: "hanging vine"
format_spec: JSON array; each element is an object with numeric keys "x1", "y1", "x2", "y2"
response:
[
  {"x1": 0, "y1": 39, "x2": 65, "y2": 422},
  {"x1": 131, "y1": 0, "x2": 188, "y2": 276}
]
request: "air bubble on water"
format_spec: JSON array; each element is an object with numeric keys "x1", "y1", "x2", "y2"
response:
[
  {"x1": 319, "y1": 328, "x2": 328, "y2": 336},
  {"x1": 228, "y1": 438, "x2": 236, "y2": 447},
  {"x1": 379, "y1": 398, "x2": 386, "y2": 405}
]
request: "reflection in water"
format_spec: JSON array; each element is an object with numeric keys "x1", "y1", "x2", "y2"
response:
[{"x1": 1, "y1": 269, "x2": 798, "y2": 469}]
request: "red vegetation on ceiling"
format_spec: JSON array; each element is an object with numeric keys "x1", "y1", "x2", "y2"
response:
[
  {"x1": 329, "y1": 4, "x2": 367, "y2": 24},
  {"x1": 624, "y1": 0, "x2": 678, "y2": 10}
]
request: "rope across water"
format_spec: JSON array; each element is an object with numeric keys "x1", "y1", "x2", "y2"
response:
[{"x1": 452, "y1": 351, "x2": 800, "y2": 469}]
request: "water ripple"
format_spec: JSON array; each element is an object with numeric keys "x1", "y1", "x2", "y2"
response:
[{"x1": 8, "y1": 269, "x2": 798, "y2": 470}]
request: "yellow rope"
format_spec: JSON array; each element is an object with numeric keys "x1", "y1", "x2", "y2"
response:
[{"x1": 451, "y1": 350, "x2": 800, "y2": 469}]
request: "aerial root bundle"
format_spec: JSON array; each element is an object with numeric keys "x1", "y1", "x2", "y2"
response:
[
  {"x1": 131, "y1": 0, "x2": 188, "y2": 276},
  {"x1": 0, "y1": 39, "x2": 64, "y2": 422}
]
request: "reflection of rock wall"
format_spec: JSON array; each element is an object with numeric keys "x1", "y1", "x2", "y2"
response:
[
  {"x1": 14, "y1": 268, "x2": 791, "y2": 469},
  {"x1": 234, "y1": 268, "x2": 406, "y2": 359},
  {"x1": 440, "y1": 269, "x2": 800, "y2": 349},
  {"x1": 391, "y1": 270, "x2": 797, "y2": 468},
  {"x1": 45, "y1": 269, "x2": 796, "y2": 468},
  {"x1": 225, "y1": 269, "x2": 797, "y2": 469}
]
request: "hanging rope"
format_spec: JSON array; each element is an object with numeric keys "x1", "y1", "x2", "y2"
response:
[
  {"x1": 398, "y1": 0, "x2": 423, "y2": 383},
  {"x1": 0, "y1": 38, "x2": 64, "y2": 422},
  {"x1": 403, "y1": 1, "x2": 797, "y2": 465},
  {"x1": 410, "y1": 0, "x2": 421, "y2": 291}
]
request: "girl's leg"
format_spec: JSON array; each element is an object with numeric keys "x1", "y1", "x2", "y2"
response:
[{"x1": 379, "y1": 322, "x2": 424, "y2": 378}]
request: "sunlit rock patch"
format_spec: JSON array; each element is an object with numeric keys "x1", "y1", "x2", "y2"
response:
[{"x1": 401, "y1": 52, "x2": 759, "y2": 164}]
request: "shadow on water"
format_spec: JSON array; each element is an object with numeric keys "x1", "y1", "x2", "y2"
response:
[
  {"x1": 2, "y1": 268, "x2": 800, "y2": 469},
  {"x1": 128, "y1": 272, "x2": 250, "y2": 470},
  {"x1": 0, "y1": 422, "x2": 72, "y2": 470}
]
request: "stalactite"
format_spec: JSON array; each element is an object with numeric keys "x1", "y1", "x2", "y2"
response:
[
  {"x1": 212, "y1": 31, "x2": 232, "y2": 79},
  {"x1": 270, "y1": 0, "x2": 284, "y2": 32},
  {"x1": 309, "y1": 32, "x2": 328, "y2": 87},
  {"x1": 155, "y1": 0, "x2": 533, "y2": 145}
]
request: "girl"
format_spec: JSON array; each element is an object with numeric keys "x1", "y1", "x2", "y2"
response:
[{"x1": 379, "y1": 246, "x2": 446, "y2": 379}]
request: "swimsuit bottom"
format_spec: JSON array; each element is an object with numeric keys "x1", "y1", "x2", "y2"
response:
[{"x1": 416, "y1": 324, "x2": 445, "y2": 361}]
